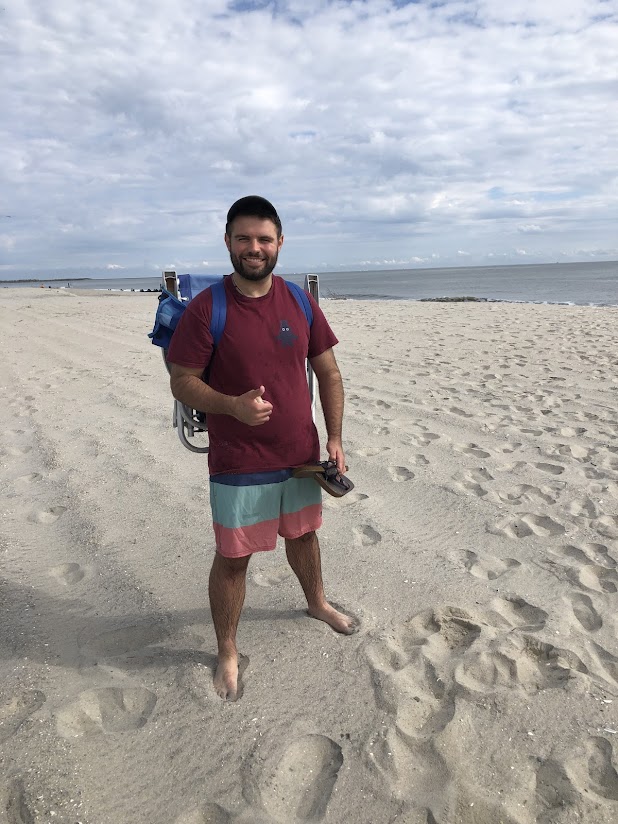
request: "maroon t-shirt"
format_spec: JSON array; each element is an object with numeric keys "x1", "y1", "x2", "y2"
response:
[{"x1": 167, "y1": 275, "x2": 338, "y2": 475}]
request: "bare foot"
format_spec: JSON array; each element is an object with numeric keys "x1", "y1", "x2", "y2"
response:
[
  {"x1": 213, "y1": 653, "x2": 240, "y2": 701},
  {"x1": 308, "y1": 602, "x2": 359, "y2": 634}
]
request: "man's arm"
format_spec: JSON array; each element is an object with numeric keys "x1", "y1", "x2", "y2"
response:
[
  {"x1": 309, "y1": 348, "x2": 346, "y2": 473},
  {"x1": 169, "y1": 364, "x2": 273, "y2": 426}
]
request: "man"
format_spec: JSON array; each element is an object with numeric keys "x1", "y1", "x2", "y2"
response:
[{"x1": 167, "y1": 195, "x2": 356, "y2": 702}]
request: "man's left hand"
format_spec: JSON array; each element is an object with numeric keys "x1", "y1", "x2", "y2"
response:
[{"x1": 326, "y1": 438, "x2": 346, "y2": 475}]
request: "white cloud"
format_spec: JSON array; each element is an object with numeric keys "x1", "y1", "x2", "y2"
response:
[{"x1": 1, "y1": 0, "x2": 617, "y2": 277}]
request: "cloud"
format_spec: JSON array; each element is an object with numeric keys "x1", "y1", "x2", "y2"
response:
[{"x1": 1, "y1": 0, "x2": 617, "y2": 277}]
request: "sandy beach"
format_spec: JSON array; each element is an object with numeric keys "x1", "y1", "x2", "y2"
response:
[{"x1": 1, "y1": 287, "x2": 617, "y2": 824}]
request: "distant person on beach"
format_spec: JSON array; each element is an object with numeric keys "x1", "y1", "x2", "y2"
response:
[{"x1": 167, "y1": 195, "x2": 355, "y2": 701}]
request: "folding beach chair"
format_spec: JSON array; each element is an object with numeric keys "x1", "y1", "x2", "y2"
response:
[{"x1": 153, "y1": 270, "x2": 320, "y2": 454}]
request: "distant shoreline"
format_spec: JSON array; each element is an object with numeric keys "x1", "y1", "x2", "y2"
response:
[{"x1": 0, "y1": 277, "x2": 91, "y2": 284}]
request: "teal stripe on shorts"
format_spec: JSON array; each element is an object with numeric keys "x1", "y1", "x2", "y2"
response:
[
  {"x1": 210, "y1": 482, "x2": 281, "y2": 530},
  {"x1": 209, "y1": 475, "x2": 322, "y2": 531},
  {"x1": 281, "y1": 477, "x2": 319, "y2": 515}
]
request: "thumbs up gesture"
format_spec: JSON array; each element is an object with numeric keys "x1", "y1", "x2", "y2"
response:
[{"x1": 232, "y1": 385, "x2": 273, "y2": 425}]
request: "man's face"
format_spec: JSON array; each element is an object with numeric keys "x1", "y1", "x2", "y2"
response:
[{"x1": 225, "y1": 216, "x2": 283, "y2": 281}]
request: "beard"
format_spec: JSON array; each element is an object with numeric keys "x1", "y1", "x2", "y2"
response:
[{"x1": 229, "y1": 249, "x2": 279, "y2": 282}]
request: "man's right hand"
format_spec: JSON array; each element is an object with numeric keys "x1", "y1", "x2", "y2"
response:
[{"x1": 232, "y1": 386, "x2": 273, "y2": 425}]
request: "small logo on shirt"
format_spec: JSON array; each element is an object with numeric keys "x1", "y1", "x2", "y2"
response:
[{"x1": 277, "y1": 320, "x2": 298, "y2": 347}]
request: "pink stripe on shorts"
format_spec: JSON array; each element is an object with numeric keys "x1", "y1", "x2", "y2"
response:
[{"x1": 209, "y1": 469, "x2": 322, "y2": 558}]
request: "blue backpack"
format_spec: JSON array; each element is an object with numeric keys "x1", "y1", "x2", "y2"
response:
[{"x1": 148, "y1": 275, "x2": 313, "y2": 351}]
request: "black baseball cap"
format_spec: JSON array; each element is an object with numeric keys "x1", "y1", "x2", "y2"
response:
[{"x1": 226, "y1": 196, "x2": 282, "y2": 235}]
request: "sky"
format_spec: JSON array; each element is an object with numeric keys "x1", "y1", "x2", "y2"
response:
[{"x1": 1, "y1": 0, "x2": 617, "y2": 279}]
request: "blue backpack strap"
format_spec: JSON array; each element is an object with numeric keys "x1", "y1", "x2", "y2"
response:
[
  {"x1": 210, "y1": 279, "x2": 227, "y2": 346},
  {"x1": 206, "y1": 278, "x2": 311, "y2": 352},
  {"x1": 285, "y1": 280, "x2": 313, "y2": 327}
]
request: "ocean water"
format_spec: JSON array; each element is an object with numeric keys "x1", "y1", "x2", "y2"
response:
[
  {"x1": 316, "y1": 261, "x2": 618, "y2": 306},
  {"x1": 2, "y1": 261, "x2": 617, "y2": 306}
]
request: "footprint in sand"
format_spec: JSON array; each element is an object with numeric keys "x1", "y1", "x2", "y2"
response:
[
  {"x1": 354, "y1": 446, "x2": 391, "y2": 457},
  {"x1": 471, "y1": 468, "x2": 494, "y2": 481},
  {"x1": 13, "y1": 472, "x2": 42, "y2": 486},
  {"x1": 453, "y1": 467, "x2": 494, "y2": 495},
  {"x1": 56, "y1": 687, "x2": 157, "y2": 737},
  {"x1": 252, "y1": 566, "x2": 292, "y2": 587},
  {"x1": 568, "y1": 593, "x2": 602, "y2": 632},
  {"x1": 365, "y1": 601, "x2": 595, "y2": 823},
  {"x1": 1, "y1": 444, "x2": 33, "y2": 457},
  {"x1": 488, "y1": 513, "x2": 565, "y2": 539},
  {"x1": 323, "y1": 490, "x2": 368, "y2": 509},
  {"x1": 534, "y1": 462, "x2": 565, "y2": 475},
  {"x1": 582, "y1": 466, "x2": 608, "y2": 481},
  {"x1": 559, "y1": 426, "x2": 587, "y2": 437},
  {"x1": 583, "y1": 737, "x2": 618, "y2": 801},
  {"x1": 365, "y1": 606, "x2": 483, "y2": 784},
  {"x1": 449, "y1": 406, "x2": 473, "y2": 418},
  {"x1": 593, "y1": 515, "x2": 618, "y2": 540},
  {"x1": 454, "y1": 478, "x2": 488, "y2": 498},
  {"x1": 373, "y1": 425, "x2": 390, "y2": 436},
  {"x1": 497, "y1": 442, "x2": 524, "y2": 455},
  {"x1": 589, "y1": 480, "x2": 618, "y2": 501},
  {"x1": 398, "y1": 606, "x2": 483, "y2": 661},
  {"x1": 465, "y1": 550, "x2": 520, "y2": 580},
  {"x1": 544, "y1": 443, "x2": 595, "y2": 463},
  {"x1": 495, "y1": 484, "x2": 557, "y2": 506},
  {"x1": 174, "y1": 803, "x2": 232, "y2": 824},
  {"x1": 453, "y1": 442, "x2": 491, "y2": 459},
  {"x1": 454, "y1": 634, "x2": 588, "y2": 694},
  {"x1": 367, "y1": 649, "x2": 456, "y2": 740},
  {"x1": 49, "y1": 562, "x2": 86, "y2": 586},
  {"x1": 366, "y1": 729, "x2": 452, "y2": 817},
  {"x1": 27, "y1": 505, "x2": 67, "y2": 525},
  {"x1": 490, "y1": 596, "x2": 548, "y2": 631},
  {"x1": 559, "y1": 542, "x2": 617, "y2": 570},
  {"x1": 407, "y1": 432, "x2": 440, "y2": 448},
  {"x1": 0, "y1": 690, "x2": 46, "y2": 744},
  {"x1": 388, "y1": 466, "x2": 414, "y2": 482},
  {"x1": 0, "y1": 778, "x2": 36, "y2": 824},
  {"x1": 569, "y1": 497, "x2": 601, "y2": 519},
  {"x1": 574, "y1": 565, "x2": 618, "y2": 595},
  {"x1": 353, "y1": 525, "x2": 382, "y2": 546},
  {"x1": 257, "y1": 734, "x2": 343, "y2": 823},
  {"x1": 535, "y1": 758, "x2": 579, "y2": 815}
]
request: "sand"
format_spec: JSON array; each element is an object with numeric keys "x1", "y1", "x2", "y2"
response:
[{"x1": 1, "y1": 287, "x2": 617, "y2": 824}]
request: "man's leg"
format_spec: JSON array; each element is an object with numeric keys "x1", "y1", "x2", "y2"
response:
[
  {"x1": 208, "y1": 551, "x2": 251, "y2": 701},
  {"x1": 285, "y1": 531, "x2": 357, "y2": 634}
]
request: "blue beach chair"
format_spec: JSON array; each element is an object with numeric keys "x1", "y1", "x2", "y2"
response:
[{"x1": 151, "y1": 270, "x2": 320, "y2": 453}]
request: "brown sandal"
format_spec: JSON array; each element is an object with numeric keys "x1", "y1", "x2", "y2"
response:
[{"x1": 292, "y1": 460, "x2": 354, "y2": 497}]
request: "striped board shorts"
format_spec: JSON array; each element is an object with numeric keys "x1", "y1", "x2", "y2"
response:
[{"x1": 209, "y1": 469, "x2": 323, "y2": 558}]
